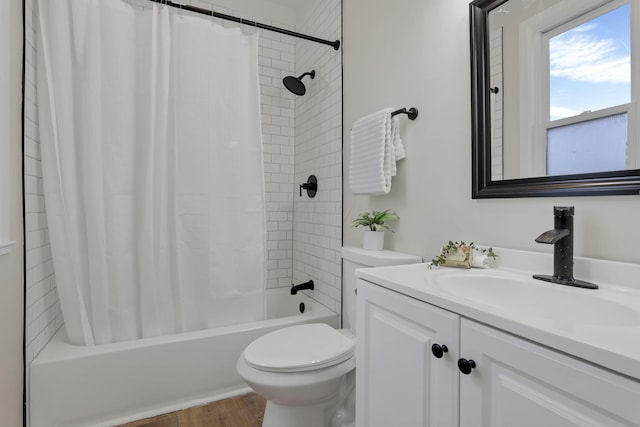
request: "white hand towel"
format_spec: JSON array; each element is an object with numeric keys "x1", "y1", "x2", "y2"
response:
[
  {"x1": 350, "y1": 108, "x2": 406, "y2": 195},
  {"x1": 391, "y1": 116, "x2": 406, "y2": 163},
  {"x1": 350, "y1": 109, "x2": 391, "y2": 195}
]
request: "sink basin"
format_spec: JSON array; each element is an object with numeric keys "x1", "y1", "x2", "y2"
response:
[{"x1": 430, "y1": 270, "x2": 640, "y2": 327}]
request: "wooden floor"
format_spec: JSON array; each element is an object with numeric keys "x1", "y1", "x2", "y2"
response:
[{"x1": 115, "y1": 393, "x2": 266, "y2": 427}]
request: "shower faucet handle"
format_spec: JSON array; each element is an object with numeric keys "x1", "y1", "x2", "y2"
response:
[
  {"x1": 300, "y1": 175, "x2": 317, "y2": 198},
  {"x1": 299, "y1": 182, "x2": 315, "y2": 196}
]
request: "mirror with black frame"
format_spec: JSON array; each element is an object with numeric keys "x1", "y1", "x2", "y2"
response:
[{"x1": 470, "y1": 0, "x2": 640, "y2": 198}]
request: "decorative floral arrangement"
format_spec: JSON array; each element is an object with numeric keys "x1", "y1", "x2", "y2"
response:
[
  {"x1": 352, "y1": 210, "x2": 399, "y2": 232},
  {"x1": 429, "y1": 241, "x2": 496, "y2": 269}
]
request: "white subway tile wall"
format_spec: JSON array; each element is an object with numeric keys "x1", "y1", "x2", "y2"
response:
[
  {"x1": 24, "y1": 0, "x2": 342, "y2": 362},
  {"x1": 256, "y1": 26, "x2": 298, "y2": 290},
  {"x1": 24, "y1": 0, "x2": 63, "y2": 364},
  {"x1": 292, "y1": 0, "x2": 343, "y2": 315}
]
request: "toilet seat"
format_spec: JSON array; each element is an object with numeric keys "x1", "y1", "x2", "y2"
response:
[{"x1": 243, "y1": 323, "x2": 355, "y2": 373}]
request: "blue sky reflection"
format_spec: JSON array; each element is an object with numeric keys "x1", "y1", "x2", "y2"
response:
[{"x1": 549, "y1": 3, "x2": 630, "y2": 120}]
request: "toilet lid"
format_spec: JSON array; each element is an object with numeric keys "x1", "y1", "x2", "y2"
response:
[{"x1": 243, "y1": 324, "x2": 355, "y2": 373}]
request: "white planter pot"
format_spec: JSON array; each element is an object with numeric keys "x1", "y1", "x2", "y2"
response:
[{"x1": 363, "y1": 230, "x2": 384, "y2": 251}]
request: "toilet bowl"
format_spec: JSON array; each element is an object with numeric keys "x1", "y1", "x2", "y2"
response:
[
  {"x1": 236, "y1": 323, "x2": 356, "y2": 427},
  {"x1": 236, "y1": 246, "x2": 421, "y2": 427}
]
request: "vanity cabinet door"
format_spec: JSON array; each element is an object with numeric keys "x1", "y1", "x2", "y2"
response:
[
  {"x1": 356, "y1": 279, "x2": 459, "y2": 427},
  {"x1": 459, "y1": 319, "x2": 640, "y2": 427}
]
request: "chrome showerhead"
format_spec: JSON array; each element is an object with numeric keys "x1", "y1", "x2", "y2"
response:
[{"x1": 282, "y1": 70, "x2": 315, "y2": 96}]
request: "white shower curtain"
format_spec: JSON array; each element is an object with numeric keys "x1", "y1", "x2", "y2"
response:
[{"x1": 37, "y1": 0, "x2": 266, "y2": 345}]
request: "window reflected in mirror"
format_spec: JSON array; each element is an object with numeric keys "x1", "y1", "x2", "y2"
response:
[
  {"x1": 546, "y1": 3, "x2": 631, "y2": 175},
  {"x1": 488, "y1": 0, "x2": 637, "y2": 180},
  {"x1": 548, "y1": 4, "x2": 630, "y2": 120},
  {"x1": 547, "y1": 113, "x2": 628, "y2": 175}
]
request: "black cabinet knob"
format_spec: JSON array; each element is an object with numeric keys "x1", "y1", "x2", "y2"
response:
[
  {"x1": 431, "y1": 343, "x2": 448, "y2": 359},
  {"x1": 457, "y1": 358, "x2": 476, "y2": 375}
]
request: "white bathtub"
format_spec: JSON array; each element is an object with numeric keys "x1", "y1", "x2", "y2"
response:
[{"x1": 29, "y1": 288, "x2": 338, "y2": 427}]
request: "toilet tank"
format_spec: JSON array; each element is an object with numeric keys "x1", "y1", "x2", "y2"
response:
[{"x1": 341, "y1": 246, "x2": 422, "y2": 332}]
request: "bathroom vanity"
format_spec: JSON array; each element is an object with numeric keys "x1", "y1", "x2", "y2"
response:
[{"x1": 355, "y1": 249, "x2": 640, "y2": 427}]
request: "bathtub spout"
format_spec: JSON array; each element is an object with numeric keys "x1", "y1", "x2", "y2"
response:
[{"x1": 291, "y1": 280, "x2": 314, "y2": 295}]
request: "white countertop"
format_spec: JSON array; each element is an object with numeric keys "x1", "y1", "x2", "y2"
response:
[{"x1": 355, "y1": 248, "x2": 640, "y2": 380}]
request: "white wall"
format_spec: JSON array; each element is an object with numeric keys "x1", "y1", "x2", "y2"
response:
[
  {"x1": 343, "y1": 0, "x2": 640, "y2": 265},
  {"x1": 0, "y1": 0, "x2": 25, "y2": 424}
]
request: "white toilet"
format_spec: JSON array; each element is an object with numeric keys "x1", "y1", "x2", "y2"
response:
[{"x1": 236, "y1": 246, "x2": 422, "y2": 427}]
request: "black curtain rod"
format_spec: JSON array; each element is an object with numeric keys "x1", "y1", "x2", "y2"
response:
[{"x1": 148, "y1": 0, "x2": 341, "y2": 50}]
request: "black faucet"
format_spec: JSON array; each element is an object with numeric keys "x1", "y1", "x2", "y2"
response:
[
  {"x1": 533, "y1": 206, "x2": 598, "y2": 289},
  {"x1": 291, "y1": 280, "x2": 314, "y2": 295}
]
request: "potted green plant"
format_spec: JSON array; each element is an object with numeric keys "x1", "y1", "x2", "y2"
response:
[{"x1": 352, "y1": 210, "x2": 399, "y2": 250}]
